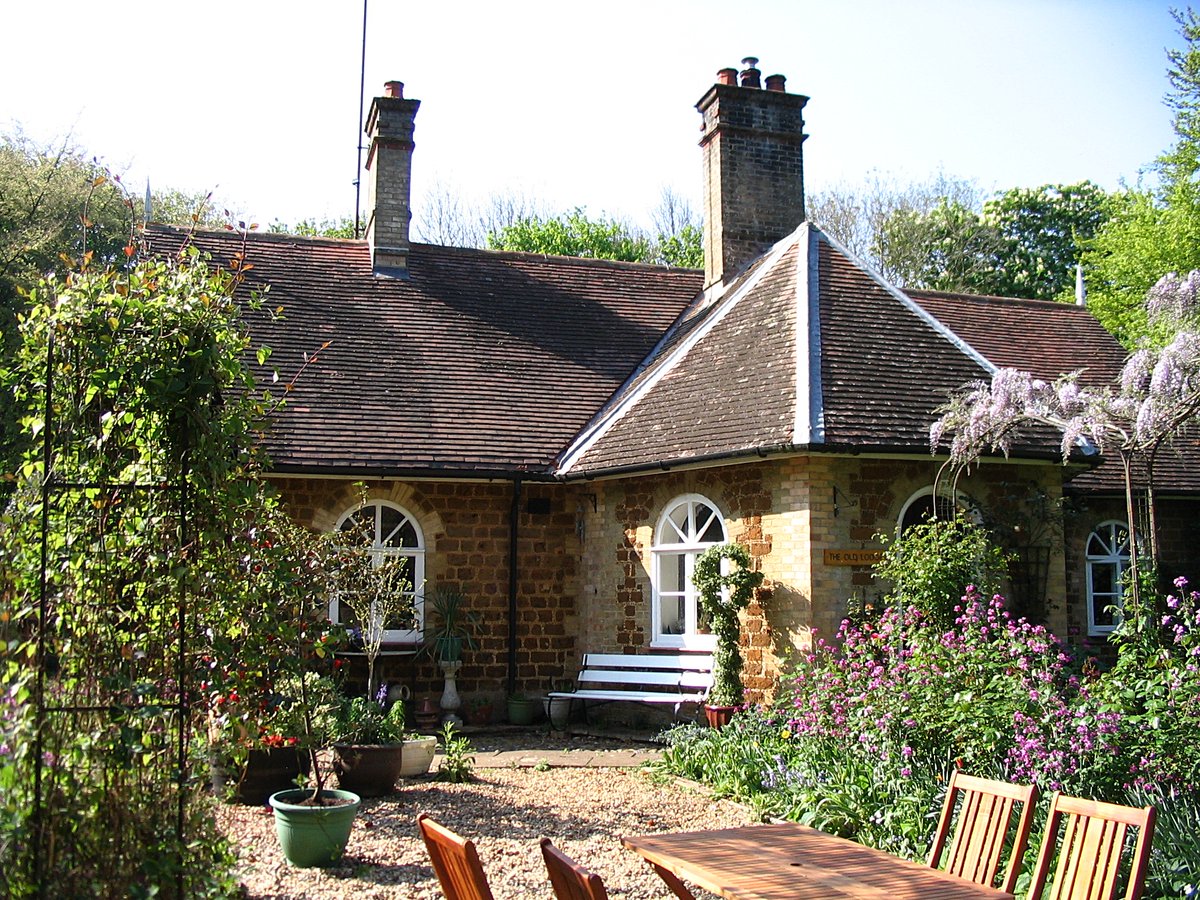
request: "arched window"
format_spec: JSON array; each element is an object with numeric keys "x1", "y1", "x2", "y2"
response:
[
  {"x1": 1085, "y1": 520, "x2": 1131, "y2": 636},
  {"x1": 897, "y1": 487, "x2": 975, "y2": 534},
  {"x1": 651, "y1": 494, "x2": 728, "y2": 648},
  {"x1": 332, "y1": 500, "x2": 425, "y2": 644}
]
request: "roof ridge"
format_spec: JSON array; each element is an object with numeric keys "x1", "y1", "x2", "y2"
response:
[
  {"x1": 555, "y1": 227, "x2": 803, "y2": 475},
  {"x1": 814, "y1": 227, "x2": 997, "y2": 377}
]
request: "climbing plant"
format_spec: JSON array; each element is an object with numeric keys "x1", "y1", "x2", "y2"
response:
[
  {"x1": 693, "y1": 543, "x2": 764, "y2": 708},
  {"x1": 0, "y1": 238, "x2": 334, "y2": 896}
]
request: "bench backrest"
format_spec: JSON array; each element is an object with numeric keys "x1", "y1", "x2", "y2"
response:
[{"x1": 576, "y1": 653, "x2": 714, "y2": 695}]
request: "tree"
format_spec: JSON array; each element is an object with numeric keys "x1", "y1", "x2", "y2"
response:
[
  {"x1": 268, "y1": 215, "x2": 356, "y2": 239},
  {"x1": 878, "y1": 197, "x2": 1006, "y2": 292},
  {"x1": 0, "y1": 131, "x2": 133, "y2": 285},
  {"x1": 1083, "y1": 8, "x2": 1200, "y2": 346},
  {"x1": 807, "y1": 170, "x2": 985, "y2": 284},
  {"x1": 981, "y1": 181, "x2": 1108, "y2": 300},
  {"x1": 487, "y1": 208, "x2": 652, "y2": 262},
  {"x1": 930, "y1": 271, "x2": 1200, "y2": 623},
  {"x1": 810, "y1": 172, "x2": 1108, "y2": 299}
]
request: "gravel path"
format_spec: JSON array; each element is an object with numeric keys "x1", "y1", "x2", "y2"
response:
[{"x1": 216, "y1": 732, "x2": 756, "y2": 899}]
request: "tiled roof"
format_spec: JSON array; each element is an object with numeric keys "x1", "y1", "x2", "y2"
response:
[
  {"x1": 146, "y1": 226, "x2": 701, "y2": 475},
  {"x1": 560, "y1": 225, "x2": 1065, "y2": 476},
  {"x1": 909, "y1": 289, "x2": 1200, "y2": 494},
  {"x1": 907, "y1": 290, "x2": 1125, "y2": 385}
]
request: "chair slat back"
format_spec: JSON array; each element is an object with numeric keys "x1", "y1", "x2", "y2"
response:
[
  {"x1": 540, "y1": 837, "x2": 610, "y2": 900},
  {"x1": 928, "y1": 770, "x2": 1038, "y2": 894},
  {"x1": 417, "y1": 814, "x2": 496, "y2": 900},
  {"x1": 1028, "y1": 793, "x2": 1156, "y2": 900}
]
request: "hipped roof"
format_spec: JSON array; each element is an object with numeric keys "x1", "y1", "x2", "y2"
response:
[{"x1": 148, "y1": 222, "x2": 1189, "y2": 489}]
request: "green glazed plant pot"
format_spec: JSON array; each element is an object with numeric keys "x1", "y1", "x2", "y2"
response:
[
  {"x1": 506, "y1": 696, "x2": 538, "y2": 725},
  {"x1": 435, "y1": 635, "x2": 464, "y2": 662},
  {"x1": 268, "y1": 788, "x2": 361, "y2": 867}
]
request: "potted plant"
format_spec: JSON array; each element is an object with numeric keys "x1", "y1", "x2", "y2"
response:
[
  {"x1": 252, "y1": 519, "x2": 361, "y2": 868},
  {"x1": 417, "y1": 585, "x2": 479, "y2": 663},
  {"x1": 325, "y1": 515, "x2": 422, "y2": 796},
  {"x1": 327, "y1": 687, "x2": 409, "y2": 796},
  {"x1": 692, "y1": 542, "x2": 764, "y2": 728},
  {"x1": 506, "y1": 692, "x2": 539, "y2": 725}
]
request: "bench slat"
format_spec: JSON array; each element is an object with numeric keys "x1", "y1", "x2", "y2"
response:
[
  {"x1": 547, "y1": 689, "x2": 706, "y2": 704},
  {"x1": 583, "y1": 653, "x2": 713, "y2": 672},
  {"x1": 577, "y1": 670, "x2": 681, "y2": 687}
]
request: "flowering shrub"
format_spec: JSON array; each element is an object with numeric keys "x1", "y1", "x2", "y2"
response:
[{"x1": 657, "y1": 578, "x2": 1200, "y2": 895}]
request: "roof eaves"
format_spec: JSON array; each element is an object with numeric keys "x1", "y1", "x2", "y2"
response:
[{"x1": 555, "y1": 228, "x2": 803, "y2": 476}]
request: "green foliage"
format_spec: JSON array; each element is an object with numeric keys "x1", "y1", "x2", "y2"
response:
[
  {"x1": 878, "y1": 197, "x2": 1007, "y2": 293},
  {"x1": 268, "y1": 216, "x2": 356, "y2": 239},
  {"x1": 487, "y1": 208, "x2": 652, "y2": 261},
  {"x1": 657, "y1": 576, "x2": 1200, "y2": 898},
  {"x1": 876, "y1": 184, "x2": 1107, "y2": 299},
  {"x1": 416, "y1": 585, "x2": 478, "y2": 662},
  {"x1": 655, "y1": 222, "x2": 703, "y2": 268},
  {"x1": 0, "y1": 248, "x2": 338, "y2": 895},
  {"x1": 692, "y1": 543, "x2": 764, "y2": 707},
  {"x1": 434, "y1": 722, "x2": 475, "y2": 783},
  {"x1": 873, "y1": 515, "x2": 1012, "y2": 627},
  {"x1": 982, "y1": 181, "x2": 1108, "y2": 300},
  {"x1": 330, "y1": 695, "x2": 409, "y2": 745},
  {"x1": 1083, "y1": 9, "x2": 1200, "y2": 346}
]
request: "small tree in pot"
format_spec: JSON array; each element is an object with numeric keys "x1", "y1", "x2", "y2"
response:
[{"x1": 692, "y1": 543, "x2": 764, "y2": 726}]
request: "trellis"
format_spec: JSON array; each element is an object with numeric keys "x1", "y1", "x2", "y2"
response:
[{"x1": 28, "y1": 327, "x2": 194, "y2": 896}]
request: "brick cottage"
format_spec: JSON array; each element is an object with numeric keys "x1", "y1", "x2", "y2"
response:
[{"x1": 149, "y1": 60, "x2": 1200, "y2": 721}]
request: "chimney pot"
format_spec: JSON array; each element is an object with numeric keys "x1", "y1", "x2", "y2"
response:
[
  {"x1": 716, "y1": 67, "x2": 738, "y2": 86},
  {"x1": 739, "y1": 57, "x2": 761, "y2": 89},
  {"x1": 384, "y1": 80, "x2": 404, "y2": 98},
  {"x1": 765, "y1": 73, "x2": 787, "y2": 92}
]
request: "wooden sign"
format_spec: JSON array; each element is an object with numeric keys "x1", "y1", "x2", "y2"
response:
[{"x1": 823, "y1": 549, "x2": 884, "y2": 566}]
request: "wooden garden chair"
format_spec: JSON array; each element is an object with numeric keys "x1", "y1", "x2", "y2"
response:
[
  {"x1": 417, "y1": 814, "x2": 496, "y2": 900},
  {"x1": 540, "y1": 837, "x2": 610, "y2": 900},
  {"x1": 927, "y1": 769, "x2": 1039, "y2": 893},
  {"x1": 1027, "y1": 793, "x2": 1156, "y2": 900}
]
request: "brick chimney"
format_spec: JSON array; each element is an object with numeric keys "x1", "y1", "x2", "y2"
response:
[
  {"x1": 364, "y1": 80, "x2": 420, "y2": 277},
  {"x1": 697, "y1": 58, "x2": 808, "y2": 290}
]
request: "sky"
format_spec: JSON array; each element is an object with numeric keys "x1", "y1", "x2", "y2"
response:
[{"x1": 2, "y1": 0, "x2": 1183, "y2": 236}]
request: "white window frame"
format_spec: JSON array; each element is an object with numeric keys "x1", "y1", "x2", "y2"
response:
[
  {"x1": 897, "y1": 486, "x2": 979, "y2": 535},
  {"x1": 1085, "y1": 520, "x2": 1131, "y2": 637},
  {"x1": 332, "y1": 500, "x2": 425, "y2": 644},
  {"x1": 650, "y1": 493, "x2": 728, "y2": 650}
]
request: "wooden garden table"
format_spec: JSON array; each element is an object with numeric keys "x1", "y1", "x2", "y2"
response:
[{"x1": 621, "y1": 822, "x2": 1015, "y2": 900}]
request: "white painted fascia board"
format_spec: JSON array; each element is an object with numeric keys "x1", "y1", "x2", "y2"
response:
[
  {"x1": 794, "y1": 224, "x2": 824, "y2": 445},
  {"x1": 816, "y1": 228, "x2": 998, "y2": 376},
  {"x1": 557, "y1": 229, "x2": 803, "y2": 475}
]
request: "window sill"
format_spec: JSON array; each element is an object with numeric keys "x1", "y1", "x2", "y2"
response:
[{"x1": 337, "y1": 647, "x2": 420, "y2": 657}]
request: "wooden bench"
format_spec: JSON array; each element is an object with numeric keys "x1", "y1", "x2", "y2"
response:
[{"x1": 547, "y1": 652, "x2": 714, "y2": 720}]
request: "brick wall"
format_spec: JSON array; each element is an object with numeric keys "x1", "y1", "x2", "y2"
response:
[
  {"x1": 271, "y1": 457, "x2": 1073, "y2": 715},
  {"x1": 272, "y1": 477, "x2": 581, "y2": 713}
]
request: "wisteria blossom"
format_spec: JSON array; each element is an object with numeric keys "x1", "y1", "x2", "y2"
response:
[{"x1": 930, "y1": 272, "x2": 1200, "y2": 600}]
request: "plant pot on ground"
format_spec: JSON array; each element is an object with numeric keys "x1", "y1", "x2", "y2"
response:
[
  {"x1": 507, "y1": 694, "x2": 539, "y2": 725},
  {"x1": 269, "y1": 788, "x2": 361, "y2": 868},
  {"x1": 329, "y1": 692, "x2": 411, "y2": 797},
  {"x1": 693, "y1": 542, "x2": 764, "y2": 727},
  {"x1": 209, "y1": 745, "x2": 311, "y2": 806}
]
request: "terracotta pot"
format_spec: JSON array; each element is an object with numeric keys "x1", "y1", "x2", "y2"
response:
[
  {"x1": 331, "y1": 744, "x2": 406, "y2": 797},
  {"x1": 704, "y1": 704, "x2": 736, "y2": 728}
]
